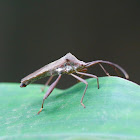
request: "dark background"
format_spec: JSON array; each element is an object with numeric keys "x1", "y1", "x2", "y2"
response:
[{"x1": 0, "y1": 1, "x2": 140, "y2": 88}]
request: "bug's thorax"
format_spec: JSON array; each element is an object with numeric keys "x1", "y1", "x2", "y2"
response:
[{"x1": 54, "y1": 61, "x2": 86, "y2": 75}]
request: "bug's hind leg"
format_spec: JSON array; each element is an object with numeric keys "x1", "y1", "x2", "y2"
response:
[
  {"x1": 38, "y1": 75, "x2": 61, "y2": 114},
  {"x1": 41, "y1": 76, "x2": 53, "y2": 92},
  {"x1": 70, "y1": 73, "x2": 88, "y2": 108}
]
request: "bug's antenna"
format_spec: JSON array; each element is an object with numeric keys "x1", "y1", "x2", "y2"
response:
[{"x1": 85, "y1": 60, "x2": 129, "y2": 79}]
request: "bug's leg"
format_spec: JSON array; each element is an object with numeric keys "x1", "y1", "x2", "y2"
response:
[
  {"x1": 79, "y1": 68, "x2": 88, "y2": 73},
  {"x1": 86, "y1": 60, "x2": 129, "y2": 79},
  {"x1": 111, "y1": 65, "x2": 121, "y2": 77},
  {"x1": 38, "y1": 75, "x2": 61, "y2": 114},
  {"x1": 98, "y1": 63, "x2": 110, "y2": 76},
  {"x1": 99, "y1": 63, "x2": 121, "y2": 77},
  {"x1": 70, "y1": 73, "x2": 88, "y2": 108},
  {"x1": 41, "y1": 76, "x2": 53, "y2": 92},
  {"x1": 76, "y1": 71, "x2": 99, "y2": 89},
  {"x1": 77, "y1": 68, "x2": 88, "y2": 83}
]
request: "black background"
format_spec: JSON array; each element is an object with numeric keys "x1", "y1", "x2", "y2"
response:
[{"x1": 0, "y1": 1, "x2": 139, "y2": 88}]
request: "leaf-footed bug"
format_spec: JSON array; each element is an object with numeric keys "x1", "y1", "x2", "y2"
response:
[{"x1": 20, "y1": 53, "x2": 129, "y2": 114}]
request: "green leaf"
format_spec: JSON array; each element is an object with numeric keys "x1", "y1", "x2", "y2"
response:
[{"x1": 0, "y1": 77, "x2": 140, "y2": 140}]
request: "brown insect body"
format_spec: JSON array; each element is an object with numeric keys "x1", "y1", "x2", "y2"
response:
[
  {"x1": 20, "y1": 53, "x2": 85, "y2": 87},
  {"x1": 20, "y1": 52, "x2": 129, "y2": 114}
]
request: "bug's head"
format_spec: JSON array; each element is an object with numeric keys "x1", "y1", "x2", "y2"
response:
[{"x1": 76, "y1": 61, "x2": 87, "y2": 70}]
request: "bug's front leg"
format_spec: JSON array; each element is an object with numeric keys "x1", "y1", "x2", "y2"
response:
[
  {"x1": 86, "y1": 60, "x2": 129, "y2": 79},
  {"x1": 38, "y1": 75, "x2": 61, "y2": 114},
  {"x1": 98, "y1": 63, "x2": 110, "y2": 76}
]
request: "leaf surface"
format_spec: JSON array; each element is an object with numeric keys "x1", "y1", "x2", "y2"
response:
[{"x1": 0, "y1": 77, "x2": 140, "y2": 140}]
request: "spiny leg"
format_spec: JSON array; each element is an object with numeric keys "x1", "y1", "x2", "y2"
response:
[
  {"x1": 41, "y1": 75, "x2": 54, "y2": 92},
  {"x1": 76, "y1": 71, "x2": 99, "y2": 89},
  {"x1": 38, "y1": 75, "x2": 61, "y2": 114},
  {"x1": 70, "y1": 73, "x2": 88, "y2": 108}
]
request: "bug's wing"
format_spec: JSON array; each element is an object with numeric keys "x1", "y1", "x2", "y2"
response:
[
  {"x1": 21, "y1": 57, "x2": 66, "y2": 83},
  {"x1": 21, "y1": 64, "x2": 50, "y2": 82}
]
